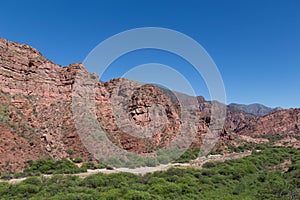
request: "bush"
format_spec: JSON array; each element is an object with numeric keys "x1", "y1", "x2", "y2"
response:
[
  {"x1": 123, "y1": 190, "x2": 152, "y2": 200},
  {"x1": 175, "y1": 149, "x2": 201, "y2": 163},
  {"x1": 202, "y1": 161, "x2": 217, "y2": 169},
  {"x1": 66, "y1": 150, "x2": 74, "y2": 155},
  {"x1": 73, "y1": 157, "x2": 83, "y2": 163},
  {"x1": 25, "y1": 158, "x2": 85, "y2": 174}
]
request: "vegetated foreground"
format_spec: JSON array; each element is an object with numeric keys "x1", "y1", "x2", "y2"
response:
[
  {"x1": 0, "y1": 147, "x2": 299, "y2": 200},
  {"x1": 0, "y1": 150, "x2": 252, "y2": 184}
]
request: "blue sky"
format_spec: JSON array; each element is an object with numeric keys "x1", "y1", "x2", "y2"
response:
[{"x1": 0, "y1": 0, "x2": 299, "y2": 108}]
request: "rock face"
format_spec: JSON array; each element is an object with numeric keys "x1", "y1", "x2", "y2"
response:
[
  {"x1": 235, "y1": 108, "x2": 300, "y2": 136},
  {"x1": 0, "y1": 38, "x2": 212, "y2": 171},
  {"x1": 0, "y1": 38, "x2": 299, "y2": 172},
  {"x1": 0, "y1": 38, "x2": 94, "y2": 172},
  {"x1": 93, "y1": 80, "x2": 183, "y2": 153}
]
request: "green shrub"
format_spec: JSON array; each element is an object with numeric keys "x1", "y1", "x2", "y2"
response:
[
  {"x1": 73, "y1": 157, "x2": 83, "y2": 163},
  {"x1": 66, "y1": 150, "x2": 74, "y2": 156},
  {"x1": 25, "y1": 158, "x2": 85, "y2": 174}
]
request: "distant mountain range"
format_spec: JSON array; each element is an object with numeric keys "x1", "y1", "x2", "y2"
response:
[{"x1": 229, "y1": 103, "x2": 282, "y2": 117}]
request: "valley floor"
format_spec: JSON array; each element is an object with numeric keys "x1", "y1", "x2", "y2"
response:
[{"x1": 0, "y1": 151, "x2": 252, "y2": 184}]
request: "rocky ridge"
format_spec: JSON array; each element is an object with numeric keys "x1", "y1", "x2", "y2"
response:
[{"x1": 0, "y1": 38, "x2": 299, "y2": 172}]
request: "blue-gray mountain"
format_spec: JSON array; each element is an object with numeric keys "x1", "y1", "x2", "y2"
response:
[{"x1": 229, "y1": 103, "x2": 282, "y2": 117}]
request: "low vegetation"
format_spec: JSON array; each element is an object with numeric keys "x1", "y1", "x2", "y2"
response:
[
  {"x1": 253, "y1": 134, "x2": 286, "y2": 144},
  {"x1": 0, "y1": 147, "x2": 299, "y2": 199},
  {"x1": 0, "y1": 148, "x2": 201, "y2": 179},
  {"x1": 0, "y1": 159, "x2": 106, "y2": 180},
  {"x1": 103, "y1": 148, "x2": 201, "y2": 168}
]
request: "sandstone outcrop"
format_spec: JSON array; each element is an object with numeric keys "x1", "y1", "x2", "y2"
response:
[
  {"x1": 0, "y1": 38, "x2": 299, "y2": 172},
  {"x1": 235, "y1": 108, "x2": 300, "y2": 136}
]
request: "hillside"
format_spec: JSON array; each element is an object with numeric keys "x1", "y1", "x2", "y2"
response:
[
  {"x1": 235, "y1": 108, "x2": 300, "y2": 136},
  {"x1": 0, "y1": 38, "x2": 299, "y2": 172}
]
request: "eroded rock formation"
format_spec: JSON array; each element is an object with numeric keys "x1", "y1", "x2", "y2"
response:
[{"x1": 0, "y1": 38, "x2": 299, "y2": 172}]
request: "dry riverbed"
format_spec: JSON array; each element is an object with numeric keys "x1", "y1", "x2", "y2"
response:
[{"x1": 0, "y1": 151, "x2": 252, "y2": 184}]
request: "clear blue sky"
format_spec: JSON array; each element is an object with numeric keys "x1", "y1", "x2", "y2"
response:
[{"x1": 0, "y1": 0, "x2": 299, "y2": 108}]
